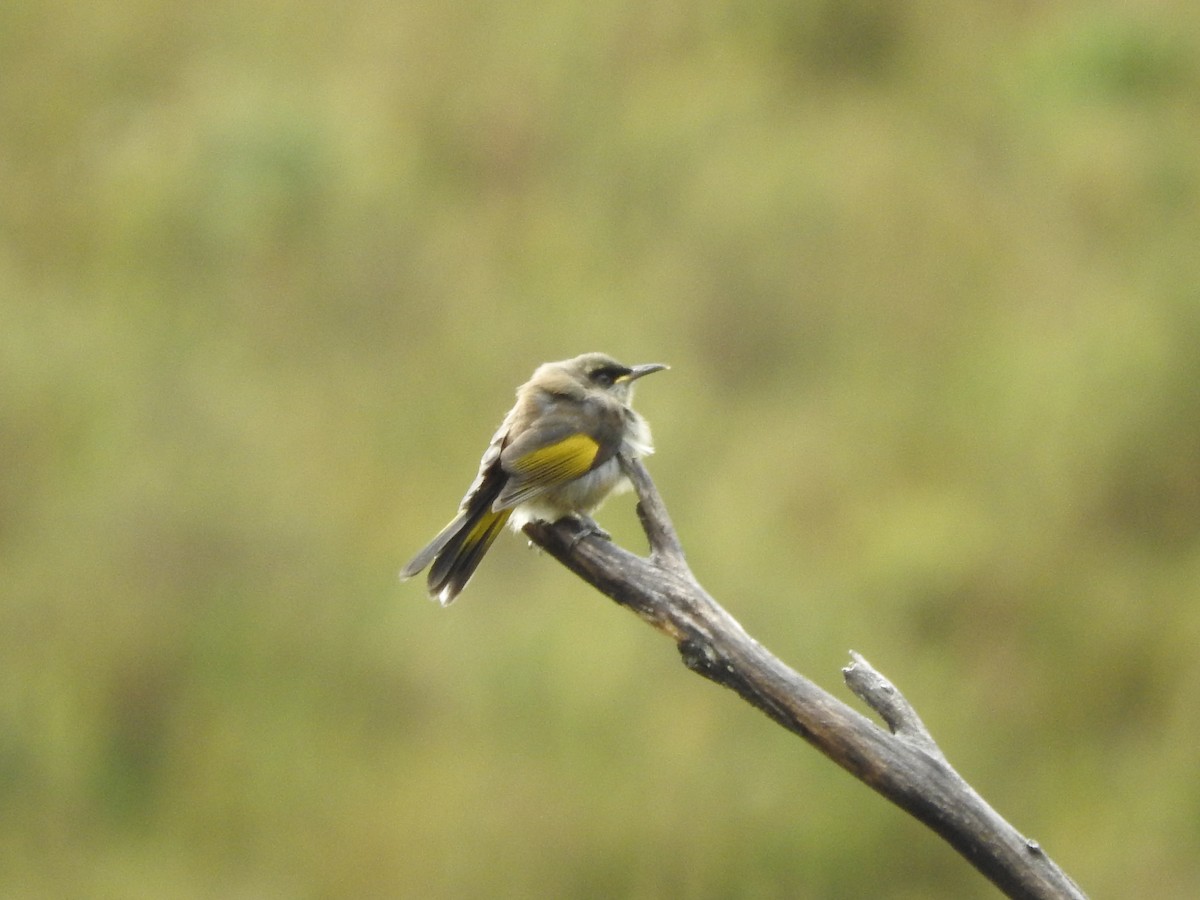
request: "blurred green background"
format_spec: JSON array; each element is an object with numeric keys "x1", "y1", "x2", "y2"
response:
[{"x1": 4, "y1": 1, "x2": 1200, "y2": 896}]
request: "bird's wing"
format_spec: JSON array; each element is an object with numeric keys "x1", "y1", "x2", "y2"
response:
[
  {"x1": 494, "y1": 414, "x2": 618, "y2": 510},
  {"x1": 495, "y1": 425, "x2": 601, "y2": 510}
]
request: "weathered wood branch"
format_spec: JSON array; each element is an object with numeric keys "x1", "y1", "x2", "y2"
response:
[{"x1": 522, "y1": 457, "x2": 1086, "y2": 900}]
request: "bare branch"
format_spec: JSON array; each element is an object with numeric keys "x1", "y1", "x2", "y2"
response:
[
  {"x1": 843, "y1": 651, "x2": 946, "y2": 762},
  {"x1": 622, "y1": 451, "x2": 687, "y2": 569},
  {"x1": 523, "y1": 457, "x2": 1086, "y2": 900}
]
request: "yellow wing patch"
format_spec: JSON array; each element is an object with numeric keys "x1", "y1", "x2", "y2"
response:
[{"x1": 508, "y1": 433, "x2": 600, "y2": 486}]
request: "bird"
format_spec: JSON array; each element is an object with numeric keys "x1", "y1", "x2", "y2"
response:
[{"x1": 400, "y1": 352, "x2": 667, "y2": 605}]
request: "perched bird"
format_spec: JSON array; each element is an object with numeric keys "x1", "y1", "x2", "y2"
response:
[{"x1": 400, "y1": 352, "x2": 667, "y2": 605}]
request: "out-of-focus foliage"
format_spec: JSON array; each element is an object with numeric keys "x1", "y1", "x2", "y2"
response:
[{"x1": 3, "y1": 1, "x2": 1199, "y2": 896}]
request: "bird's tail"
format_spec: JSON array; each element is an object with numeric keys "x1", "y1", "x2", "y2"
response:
[{"x1": 400, "y1": 498, "x2": 512, "y2": 606}]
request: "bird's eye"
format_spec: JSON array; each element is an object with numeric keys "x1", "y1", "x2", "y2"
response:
[{"x1": 590, "y1": 368, "x2": 616, "y2": 387}]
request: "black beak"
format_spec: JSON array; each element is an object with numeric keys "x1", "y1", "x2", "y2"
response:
[{"x1": 625, "y1": 363, "x2": 668, "y2": 382}]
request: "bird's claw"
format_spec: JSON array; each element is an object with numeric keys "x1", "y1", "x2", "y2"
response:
[{"x1": 564, "y1": 515, "x2": 610, "y2": 552}]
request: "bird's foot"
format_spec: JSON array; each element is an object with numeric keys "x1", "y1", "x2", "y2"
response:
[{"x1": 563, "y1": 514, "x2": 610, "y2": 551}]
